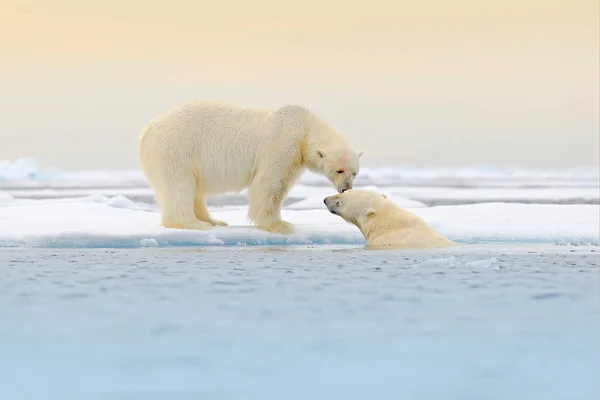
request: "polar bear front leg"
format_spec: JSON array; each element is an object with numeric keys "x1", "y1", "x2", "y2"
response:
[{"x1": 248, "y1": 172, "x2": 296, "y2": 235}]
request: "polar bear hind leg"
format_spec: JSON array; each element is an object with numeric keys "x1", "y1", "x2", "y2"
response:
[
  {"x1": 147, "y1": 169, "x2": 213, "y2": 231},
  {"x1": 194, "y1": 188, "x2": 228, "y2": 226}
]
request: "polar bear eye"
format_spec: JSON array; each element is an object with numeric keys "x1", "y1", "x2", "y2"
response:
[{"x1": 336, "y1": 169, "x2": 344, "y2": 174}]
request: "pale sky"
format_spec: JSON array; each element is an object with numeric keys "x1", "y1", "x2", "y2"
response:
[{"x1": 1, "y1": 0, "x2": 598, "y2": 169}]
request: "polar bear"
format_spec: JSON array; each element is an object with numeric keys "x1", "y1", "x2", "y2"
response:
[
  {"x1": 139, "y1": 100, "x2": 362, "y2": 234},
  {"x1": 324, "y1": 189, "x2": 457, "y2": 249}
]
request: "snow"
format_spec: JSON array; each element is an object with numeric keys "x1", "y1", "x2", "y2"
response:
[
  {"x1": 384, "y1": 186, "x2": 599, "y2": 204},
  {"x1": 1, "y1": 158, "x2": 598, "y2": 188},
  {"x1": 1, "y1": 159, "x2": 597, "y2": 206},
  {"x1": 0, "y1": 158, "x2": 61, "y2": 181},
  {"x1": 3, "y1": 185, "x2": 597, "y2": 206},
  {"x1": 0, "y1": 158, "x2": 598, "y2": 249},
  {"x1": 0, "y1": 194, "x2": 597, "y2": 248}
]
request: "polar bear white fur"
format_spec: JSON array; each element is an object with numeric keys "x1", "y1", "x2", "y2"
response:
[
  {"x1": 139, "y1": 100, "x2": 362, "y2": 234},
  {"x1": 324, "y1": 189, "x2": 457, "y2": 249}
]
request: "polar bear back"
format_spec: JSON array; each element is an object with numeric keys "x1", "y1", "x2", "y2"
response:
[{"x1": 139, "y1": 100, "x2": 272, "y2": 194}]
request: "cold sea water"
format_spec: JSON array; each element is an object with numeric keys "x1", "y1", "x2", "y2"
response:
[
  {"x1": 1, "y1": 163, "x2": 599, "y2": 399},
  {"x1": 0, "y1": 244, "x2": 599, "y2": 400}
]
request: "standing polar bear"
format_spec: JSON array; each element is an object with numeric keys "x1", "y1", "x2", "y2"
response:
[
  {"x1": 324, "y1": 189, "x2": 457, "y2": 249},
  {"x1": 139, "y1": 100, "x2": 363, "y2": 234}
]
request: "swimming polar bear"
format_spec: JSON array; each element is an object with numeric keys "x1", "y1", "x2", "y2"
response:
[{"x1": 324, "y1": 189, "x2": 457, "y2": 249}]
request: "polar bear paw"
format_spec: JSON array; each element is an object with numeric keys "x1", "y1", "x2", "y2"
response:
[
  {"x1": 207, "y1": 217, "x2": 229, "y2": 227},
  {"x1": 258, "y1": 220, "x2": 295, "y2": 235},
  {"x1": 163, "y1": 219, "x2": 214, "y2": 231}
]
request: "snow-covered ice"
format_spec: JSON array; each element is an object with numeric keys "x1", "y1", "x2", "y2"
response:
[
  {"x1": 1, "y1": 158, "x2": 598, "y2": 188},
  {"x1": 0, "y1": 158, "x2": 598, "y2": 248},
  {"x1": 1, "y1": 159, "x2": 598, "y2": 206},
  {"x1": 0, "y1": 193, "x2": 597, "y2": 248}
]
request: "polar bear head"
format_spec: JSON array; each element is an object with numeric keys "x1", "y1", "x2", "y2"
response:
[
  {"x1": 323, "y1": 188, "x2": 388, "y2": 224},
  {"x1": 316, "y1": 147, "x2": 363, "y2": 193}
]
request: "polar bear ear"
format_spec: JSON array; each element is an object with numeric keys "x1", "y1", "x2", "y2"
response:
[
  {"x1": 357, "y1": 151, "x2": 364, "y2": 159},
  {"x1": 366, "y1": 209, "x2": 377, "y2": 218},
  {"x1": 380, "y1": 194, "x2": 387, "y2": 199},
  {"x1": 317, "y1": 150, "x2": 325, "y2": 158}
]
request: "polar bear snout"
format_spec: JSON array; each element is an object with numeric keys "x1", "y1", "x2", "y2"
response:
[
  {"x1": 331, "y1": 181, "x2": 352, "y2": 194},
  {"x1": 324, "y1": 195, "x2": 341, "y2": 214},
  {"x1": 337, "y1": 180, "x2": 353, "y2": 193}
]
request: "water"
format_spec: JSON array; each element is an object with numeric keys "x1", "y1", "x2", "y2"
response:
[
  {"x1": 1, "y1": 244, "x2": 598, "y2": 399},
  {"x1": 1, "y1": 160, "x2": 599, "y2": 398}
]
